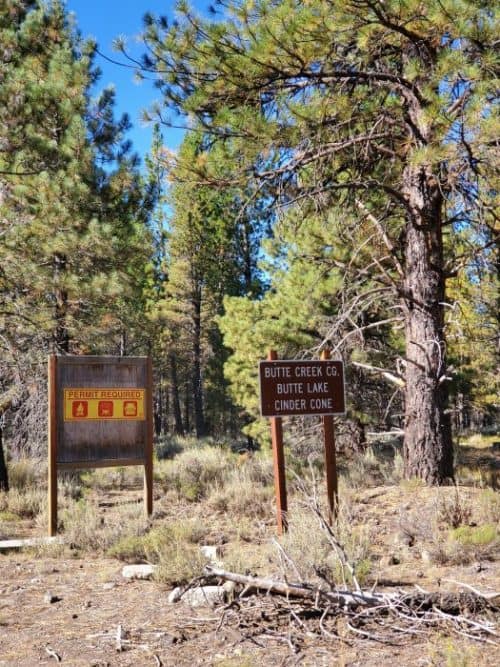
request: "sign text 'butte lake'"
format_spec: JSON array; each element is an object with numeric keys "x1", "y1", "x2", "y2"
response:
[{"x1": 259, "y1": 360, "x2": 345, "y2": 417}]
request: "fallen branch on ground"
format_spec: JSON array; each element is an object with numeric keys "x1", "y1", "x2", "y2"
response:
[
  {"x1": 203, "y1": 565, "x2": 499, "y2": 645},
  {"x1": 44, "y1": 646, "x2": 61, "y2": 662},
  {"x1": 204, "y1": 565, "x2": 383, "y2": 607}
]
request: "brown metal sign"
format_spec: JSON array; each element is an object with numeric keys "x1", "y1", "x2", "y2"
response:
[{"x1": 259, "y1": 360, "x2": 345, "y2": 417}]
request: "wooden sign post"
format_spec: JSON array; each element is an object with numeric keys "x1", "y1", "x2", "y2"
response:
[
  {"x1": 47, "y1": 355, "x2": 154, "y2": 536},
  {"x1": 259, "y1": 351, "x2": 345, "y2": 533},
  {"x1": 268, "y1": 350, "x2": 288, "y2": 535},
  {"x1": 320, "y1": 349, "x2": 338, "y2": 523}
]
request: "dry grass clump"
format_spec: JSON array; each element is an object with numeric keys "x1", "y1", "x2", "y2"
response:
[
  {"x1": 223, "y1": 535, "x2": 275, "y2": 575},
  {"x1": 431, "y1": 523, "x2": 499, "y2": 565},
  {"x1": 157, "y1": 445, "x2": 236, "y2": 501},
  {"x1": 0, "y1": 508, "x2": 18, "y2": 522},
  {"x1": 213, "y1": 656, "x2": 255, "y2": 667},
  {"x1": 147, "y1": 519, "x2": 209, "y2": 585},
  {"x1": 155, "y1": 435, "x2": 226, "y2": 461},
  {"x1": 424, "y1": 486, "x2": 499, "y2": 565},
  {"x1": 208, "y1": 479, "x2": 273, "y2": 518},
  {"x1": 461, "y1": 433, "x2": 498, "y2": 449},
  {"x1": 155, "y1": 442, "x2": 274, "y2": 515},
  {"x1": 1, "y1": 465, "x2": 82, "y2": 524},
  {"x1": 106, "y1": 534, "x2": 149, "y2": 562},
  {"x1": 207, "y1": 458, "x2": 274, "y2": 519},
  {"x1": 107, "y1": 517, "x2": 212, "y2": 584},
  {"x1": 61, "y1": 499, "x2": 148, "y2": 553},
  {"x1": 477, "y1": 488, "x2": 500, "y2": 524},
  {"x1": 239, "y1": 454, "x2": 274, "y2": 486},
  {"x1": 342, "y1": 448, "x2": 390, "y2": 489},
  {"x1": 7, "y1": 458, "x2": 45, "y2": 490},
  {"x1": 436, "y1": 486, "x2": 473, "y2": 529},
  {"x1": 451, "y1": 523, "x2": 497, "y2": 546},
  {"x1": 1, "y1": 487, "x2": 45, "y2": 518},
  {"x1": 278, "y1": 498, "x2": 373, "y2": 587},
  {"x1": 155, "y1": 434, "x2": 185, "y2": 460},
  {"x1": 427, "y1": 637, "x2": 483, "y2": 667},
  {"x1": 80, "y1": 466, "x2": 144, "y2": 491},
  {"x1": 430, "y1": 534, "x2": 498, "y2": 567}
]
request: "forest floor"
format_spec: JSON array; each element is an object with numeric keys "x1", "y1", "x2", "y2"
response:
[{"x1": 0, "y1": 435, "x2": 499, "y2": 666}]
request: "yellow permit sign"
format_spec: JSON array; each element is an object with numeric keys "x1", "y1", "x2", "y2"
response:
[{"x1": 64, "y1": 388, "x2": 146, "y2": 421}]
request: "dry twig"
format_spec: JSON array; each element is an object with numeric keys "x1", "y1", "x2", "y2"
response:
[
  {"x1": 44, "y1": 646, "x2": 61, "y2": 662},
  {"x1": 203, "y1": 565, "x2": 499, "y2": 646}
]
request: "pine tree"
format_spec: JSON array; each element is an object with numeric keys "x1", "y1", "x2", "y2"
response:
[
  {"x1": 0, "y1": 1, "x2": 153, "y2": 473},
  {"x1": 140, "y1": 0, "x2": 498, "y2": 483},
  {"x1": 149, "y1": 129, "x2": 266, "y2": 437},
  {"x1": 220, "y1": 202, "x2": 404, "y2": 449}
]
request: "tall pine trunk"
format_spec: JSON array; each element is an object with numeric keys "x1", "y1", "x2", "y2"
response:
[
  {"x1": 53, "y1": 253, "x2": 69, "y2": 353},
  {"x1": 169, "y1": 353, "x2": 184, "y2": 436},
  {"x1": 0, "y1": 421, "x2": 8, "y2": 492},
  {"x1": 402, "y1": 165, "x2": 454, "y2": 483},
  {"x1": 192, "y1": 293, "x2": 206, "y2": 438}
]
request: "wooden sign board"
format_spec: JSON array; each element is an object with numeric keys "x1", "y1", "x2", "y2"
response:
[
  {"x1": 48, "y1": 355, "x2": 153, "y2": 535},
  {"x1": 259, "y1": 360, "x2": 345, "y2": 417},
  {"x1": 261, "y1": 352, "x2": 344, "y2": 535}
]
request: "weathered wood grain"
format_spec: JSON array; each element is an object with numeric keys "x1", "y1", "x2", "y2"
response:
[{"x1": 55, "y1": 356, "x2": 149, "y2": 465}]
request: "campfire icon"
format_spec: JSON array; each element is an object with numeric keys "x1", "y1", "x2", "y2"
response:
[
  {"x1": 72, "y1": 401, "x2": 88, "y2": 418},
  {"x1": 123, "y1": 401, "x2": 137, "y2": 417}
]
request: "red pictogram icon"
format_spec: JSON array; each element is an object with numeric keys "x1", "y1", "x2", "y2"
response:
[
  {"x1": 123, "y1": 401, "x2": 137, "y2": 417},
  {"x1": 72, "y1": 401, "x2": 88, "y2": 418},
  {"x1": 98, "y1": 401, "x2": 113, "y2": 417}
]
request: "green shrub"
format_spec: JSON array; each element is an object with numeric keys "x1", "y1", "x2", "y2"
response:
[
  {"x1": 278, "y1": 501, "x2": 373, "y2": 587},
  {"x1": 107, "y1": 534, "x2": 149, "y2": 562},
  {"x1": 159, "y1": 446, "x2": 233, "y2": 501},
  {"x1": 207, "y1": 474, "x2": 273, "y2": 518},
  {"x1": 450, "y1": 524, "x2": 497, "y2": 546},
  {"x1": 156, "y1": 436, "x2": 184, "y2": 460},
  {"x1": 145, "y1": 519, "x2": 208, "y2": 585},
  {"x1": 430, "y1": 522, "x2": 498, "y2": 565}
]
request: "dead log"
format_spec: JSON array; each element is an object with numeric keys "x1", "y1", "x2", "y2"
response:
[
  {"x1": 204, "y1": 565, "x2": 385, "y2": 608},
  {"x1": 205, "y1": 566, "x2": 500, "y2": 616}
]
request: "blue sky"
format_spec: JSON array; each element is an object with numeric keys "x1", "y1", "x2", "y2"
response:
[{"x1": 65, "y1": 1, "x2": 209, "y2": 163}]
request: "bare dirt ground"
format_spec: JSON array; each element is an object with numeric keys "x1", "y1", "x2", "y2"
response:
[
  {"x1": 1, "y1": 550, "x2": 497, "y2": 667},
  {"x1": 0, "y1": 442, "x2": 499, "y2": 666}
]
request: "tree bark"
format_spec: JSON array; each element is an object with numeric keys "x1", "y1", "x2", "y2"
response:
[
  {"x1": 53, "y1": 253, "x2": 69, "y2": 353},
  {"x1": 192, "y1": 292, "x2": 206, "y2": 438},
  {"x1": 154, "y1": 387, "x2": 162, "y2": 436},
  {"x1": 184, "y1": 388, "x2": 190, "y2": 434},
  {"x1": 242, "y1": 217, "x2": 253, "y2": 293},
  {"x1": 402, "y1": 165, "x2": 454, "y2": 483},
  {"x1": 0, "y1": 421, "x2": 8, "y2": 492},
  {"x1": 169, "y1": 353, "x2": 184, "y2": 436}
]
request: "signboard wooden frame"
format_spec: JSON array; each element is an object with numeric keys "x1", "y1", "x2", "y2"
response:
[
  {"x1": 48, "y1": 355, "x2": 153, "y2": 535},
  {"x1": 259, "y1": 359, "x2": 345, "y2": 418}
]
